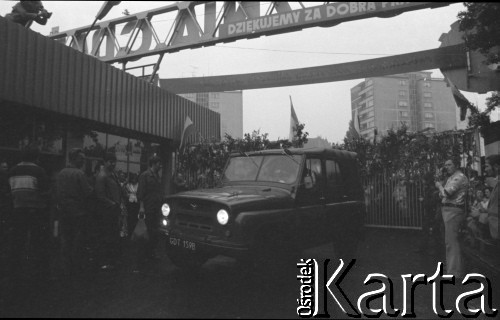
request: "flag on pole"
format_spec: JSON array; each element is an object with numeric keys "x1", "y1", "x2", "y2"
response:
[
  {"x1": 179, "y1": 116, "x2": 194, "y2": 152},
  {"x1": 446, "y1": 78, "x2": 471, "y2": 121},
  {"x1": 289, "y1": 96, "x2": 299, "y2": 141},
  {"x1": 353, "y1": 109, "x2": 361, "y2": 135}
]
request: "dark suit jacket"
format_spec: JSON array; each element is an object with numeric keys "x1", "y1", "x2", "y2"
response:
[{"x1": 95, "y1": 168, "x2": 123, "y2": 212}]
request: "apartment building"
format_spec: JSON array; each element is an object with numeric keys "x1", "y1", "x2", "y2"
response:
[
  {"x1": 351, "y1": 72, "x2": 467, "y2": 140},
  {"x1": 179, "y1": 91, "x2": 243, "y2": 139}
]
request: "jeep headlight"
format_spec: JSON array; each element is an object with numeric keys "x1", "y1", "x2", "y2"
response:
[
  {"x1": 217, "y1": 209, "x2": 229, "y2": 225},
  {"x1": 161, "y1": 203, "x2": 171, "y2": 217}
]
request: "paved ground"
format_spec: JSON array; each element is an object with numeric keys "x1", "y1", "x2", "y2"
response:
[{"x1": 1, "y1": 227, "x2": 498, "y2": 318}]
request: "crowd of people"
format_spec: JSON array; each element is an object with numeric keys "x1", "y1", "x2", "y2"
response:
[
  {"x1": 463, "y1": 156, "x2": 499, "y2": 248},
  {"x1": 0, "y1": 147, "x2": 167, "y2": 288},
  {"x1": 363, "y1": 155, "x2": 499, "y2": 279},
  {"x1": 430, "y1": 155, "x2": 498, "y2": 279}
]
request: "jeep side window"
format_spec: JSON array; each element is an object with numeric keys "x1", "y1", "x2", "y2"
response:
[
  {"x1": 297, "y1": 158, "x2": 323, "y2": 203},
  {"x1": 325, "y1": 159, "x2": 345, "y2": 202}
]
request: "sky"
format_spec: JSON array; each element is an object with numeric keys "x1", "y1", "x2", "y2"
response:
[{"x1": 0, "y1": 1, "x2": 491, "y2": 144}]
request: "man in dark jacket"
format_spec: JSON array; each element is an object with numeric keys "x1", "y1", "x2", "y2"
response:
[
  {"x1": 94, "y1": 152, "x2": 123, "y2": 270},
  {"x1": 7, "y1": 147, "x2": 50, "y2": 281},
  {"x1": 135, "y1": 155, "x2": 163, "y2": 268},
  {"x1": 56, "y1": 148, "x2": 93, "y2": 276}
]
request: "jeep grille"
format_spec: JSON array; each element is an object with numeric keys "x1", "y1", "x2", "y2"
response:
[
  {"x1": 176, "y1": 213, "x2": 213, "y2": 232},
  {"x1": 173, "y1": 199, "x2": 217, "y2": 233}
]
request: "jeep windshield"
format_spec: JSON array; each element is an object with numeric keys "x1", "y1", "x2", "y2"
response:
[{"x1": 223, "y1": 154, "x2": 302, "y2": 184}]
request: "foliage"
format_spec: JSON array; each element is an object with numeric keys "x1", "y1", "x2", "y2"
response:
[
  {"x1": 457, "y1": 3, "x2": 500, "y2": 128},
  {"x1": 458, "y1": 2, "x2": 500, "y2": 65},
  {"x1": 176, "y1": 125, "x2": 308, "y2": 190},
  {"x1": 225, "y1": 130, "x2": 271, "y2": 153},
  {"x1": 466, "y1": 91, "x2": 500, "y2": 131},
  {"x1": 344, "y1": 119, "x2": 359, "y2": 142},
  {"x1": 291, "y1": 123, "x2": 309, "y2": 148},
  {"x1": 337, "y1": 125, "x2": 479, "y2": 184}
]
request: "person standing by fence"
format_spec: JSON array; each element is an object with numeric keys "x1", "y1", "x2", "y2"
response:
[
  {"x1": 124, "y1": 173, "x2": 139, "y2": 237},
  {"x1": 484, "y1": 154, "x2": 499, "y2": 241},
  {"x1": 416, "y1": 172, "x2": 443, "y2": 255},
  {"x1": 94, "y1": 153, "x2": 124, "y2": 271},
  {"x1": 435, "y1": 158, "x2": 469, "y2": 279},
  {"x1": 393, "y1": 178, "x2": 408, "y2": 218},
  {"x1": 55, "y1": 148, "x2": 93, "y2": 277},
  {"x1": 134, "y1": 155, "x2": 163, "y2": 271}
]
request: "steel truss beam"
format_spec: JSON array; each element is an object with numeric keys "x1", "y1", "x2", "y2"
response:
[{"x1": 48, "y1": 1, "x2": 454, "y2": 66}]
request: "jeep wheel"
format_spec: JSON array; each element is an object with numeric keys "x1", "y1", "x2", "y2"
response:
[{"x1": 167, "y1": 250, "x2": 207, "y2": 272}]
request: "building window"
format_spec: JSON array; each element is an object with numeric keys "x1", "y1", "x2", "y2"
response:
[
  {"x1": 398, "y1": 101, "x2": 408, "y2": 107},
  {"x1": 423, "y1": 92, "x2": 432, "y2": 98},
  {"x1": 424, "y1": 122, "x2": 435, "y2": 129},
  {"x1": 424, "y1": 102, "x2": 433, "y2": 108},
  {"x1": 196, "y1": 92, "x2": 209, "y2": 108},
  {"x1": 77, "y1": 129, "x2": 154, "y2": 179},
  {"x1": 367, "y1": 89, "x2": 373, "y2": 97},
  {"x1": 400, "y1": 111, "x2": 409, "y2": 118},
  {"x1": 367, "y1": 100, "x2": 374, "y2": 107},
  {"x1": 0, "y1": 108, "x2": 63, "y2": 155},
  {"x1": 399, "y1": 90, "x2": 406, "y2": 97},
  {"x1": 210, "y1": 102, "x2": 219, "y2": 109},
  {"x1": 366, "y1": 79, "x2": 373, "y2": 86},
  {"x1": 424, "y1": 112, "x2": 434, "y2": 119},
  {"x1": 81, "y1": 131, "x2": 106, "y2": 158},
  {"x1": 368, "y1": 121, "x2": 374, "y2": 128},
  {"x1": 107, "y1": 134, "x2": 129, "y2": 164},
  {"x1": 424, "y1": 82, "x2": 431, "y2": 88},
  {"x1": 211, "y1": 93, "x2": 220, "y2": 99},
  {"x1": 399, "y1": 80, "x2": 407, "y2": 86}
]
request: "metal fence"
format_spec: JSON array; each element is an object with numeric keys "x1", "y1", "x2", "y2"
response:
[{"x1": 363, "y1": 174, "x2": 425, "y2": 230}]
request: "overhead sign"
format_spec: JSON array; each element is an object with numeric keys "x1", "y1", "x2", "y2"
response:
[
  {"x1": 48, "y1": 2, "x2": 453, "y2": 64},
  {"x1": 160, "y1": 44, "x2": 466, "y2": 93},
  {"x1": 219, "y1": 2, "x2": 450, "y2": 38}
]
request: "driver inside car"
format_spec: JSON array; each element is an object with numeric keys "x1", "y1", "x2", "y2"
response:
[{"x1": 274, "y1": 168, "x2": 295, "y2": 184}]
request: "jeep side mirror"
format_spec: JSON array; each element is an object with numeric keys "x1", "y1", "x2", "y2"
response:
[{"x1": 304, "y1": 176, "x2": 314, "y2": 189}]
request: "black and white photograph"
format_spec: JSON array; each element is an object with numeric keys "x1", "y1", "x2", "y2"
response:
[{"x1": 0, "y1": 1, "x2": 499, "y2": 318}]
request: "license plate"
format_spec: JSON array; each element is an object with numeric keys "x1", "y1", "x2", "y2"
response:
[{"x1": 169, "y1": 237, "x2": 196, "y2": 251}]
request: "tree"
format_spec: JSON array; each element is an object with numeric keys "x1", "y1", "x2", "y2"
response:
[
  {"x1": 176, "y1": 123, "x2": 311, "y2": 190},
  {"x1": 291, "y1": 122, "x2": 309, "y2": 148},
  {"x1": 176, "y1": 130, "x2": 272, "y2": 189},
  {"x1": 457, "y1": 3, "x2": 500, "y2": 129},
  {"x1": 458, "y1": 3, "x2": 500, "y2": 65},
  {"x1": 344, "y1": 119, "x2": 360, "y2": 141},
  {"x1": 338, "y1": 123, "x2": 479, "y2": 183}
]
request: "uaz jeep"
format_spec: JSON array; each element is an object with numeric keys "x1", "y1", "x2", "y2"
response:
[{"x1": 159, "y1": 147, "x2": 365, "y2": 269}]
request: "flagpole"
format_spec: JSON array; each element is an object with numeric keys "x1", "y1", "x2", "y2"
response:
[{"x1": 289, "y1": 96, "x2": 299, "y2": 142}]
